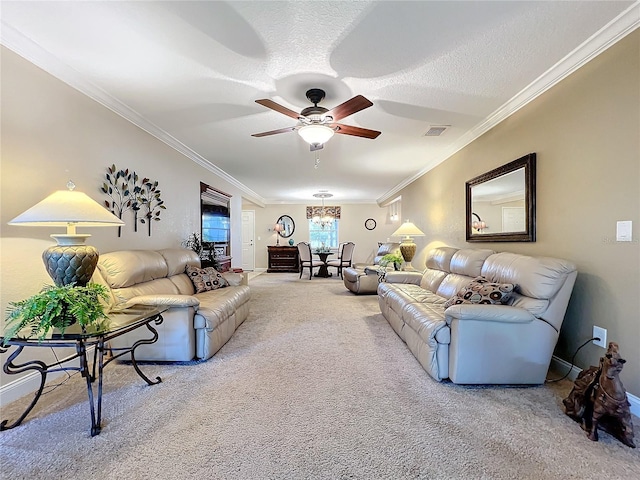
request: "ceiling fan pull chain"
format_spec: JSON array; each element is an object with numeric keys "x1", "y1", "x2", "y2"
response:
[{"x1": 314, "y1": 152, "x2": 320, "y2": 169}]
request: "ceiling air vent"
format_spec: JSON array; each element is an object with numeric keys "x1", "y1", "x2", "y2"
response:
[{"x1": 424, "y1": 125, "x2": 449, "y2": 137}]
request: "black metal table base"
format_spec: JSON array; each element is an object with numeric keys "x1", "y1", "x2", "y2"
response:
[{"x1": 1, "y1": 313, "x2": 164, "y2": 436}]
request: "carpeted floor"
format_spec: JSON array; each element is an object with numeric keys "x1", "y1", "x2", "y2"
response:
[{"x1": 1, "y1": 272, "x2": 638, "y2": 479}]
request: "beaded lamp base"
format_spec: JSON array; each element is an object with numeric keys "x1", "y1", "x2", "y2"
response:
[{"x1": 43, "y1": 244, "x2": 99, "y2": 287}]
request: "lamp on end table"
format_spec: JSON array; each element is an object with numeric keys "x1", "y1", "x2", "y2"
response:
[
  {"x1": 391, "y1": 220, "x2": 425, "y2": 271},
  {"x1": 274, "y1": 223, "x2": 283, "y2": 246},
  {"x1": 8, "y1": 181, "x2": 125, "y2": 287}
]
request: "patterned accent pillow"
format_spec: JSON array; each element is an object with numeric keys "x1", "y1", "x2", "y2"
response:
[
  {"x1": 444, "y1": 276, "x2": 515, "y2": 309},
  {"x1": 186, "y1": 265, "x2": 228, "y2": 294}
]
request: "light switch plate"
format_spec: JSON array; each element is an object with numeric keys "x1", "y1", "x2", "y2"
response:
[{"x1": 616, "y1": 220, "x2": 632, "y2": 242}]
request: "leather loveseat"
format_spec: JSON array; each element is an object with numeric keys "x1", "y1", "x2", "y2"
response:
[
  {"x1": 378, "y1": 247, "x2": 577, "y2": 385},
  {"x1": 92, "y1": 248, "x2": 250, "y2": 362},
  {"x1": 343, "y1": 242, "x2": 401, "y2": 294}
]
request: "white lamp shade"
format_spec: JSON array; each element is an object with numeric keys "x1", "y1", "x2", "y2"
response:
[
  {"x1": 9, "y1": 189, "x2": 125, "y2": 228},
  {"x1": 392, "y1": 221, "x2": 425, "y2": 238},
  {"x1": 298, "y1": 124, "x2": 335, "y2": 145},
  {"x1": 9, "y1": 185, "x2": 124, "y2": 286}
]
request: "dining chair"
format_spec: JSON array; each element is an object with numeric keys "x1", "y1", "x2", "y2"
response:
[
  {"x1": 327, "y1": 242, "x2": 355, "y2": 278},
  {"x1": 297, "y1": 242, "x2": 323, "y2": 280}
]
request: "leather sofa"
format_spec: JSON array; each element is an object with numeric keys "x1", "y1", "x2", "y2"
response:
[
  {"x1": 378, "y1": 247, "x2": 577, "y2": 385},
  {"x1": 343, "y1": 242, "x2": 401, "y2": 294},
  {"x1": 92, "y1": 248, "x2": 250, "y2": 362}
]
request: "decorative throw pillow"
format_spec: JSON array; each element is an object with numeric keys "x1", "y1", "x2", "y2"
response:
[
  {"x1": 186, "y1": 265, "x2": 228, "y2": 294},
  {"x1": 444, "y1": 276, "x2": 515, "y2": 308}
]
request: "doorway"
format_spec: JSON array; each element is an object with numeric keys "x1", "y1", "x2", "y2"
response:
[{"x1": 242, "y1": 210, "x2": 255, "y2": 271}]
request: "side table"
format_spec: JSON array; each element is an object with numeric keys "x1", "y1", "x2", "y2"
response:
[{"x1": 0, "y1": 305, "x2": 168, "y2": 436}]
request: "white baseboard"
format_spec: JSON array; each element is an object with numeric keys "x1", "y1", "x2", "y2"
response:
[
  {"x1": 0, "y1": 351, "x2": 82, "y2": 408},
  {"x1": 551, "y1": 355, "x2": 640, "y2": 418},
  {"x1": 0, "y1": 368, "x2": 70, "y2": 407}
]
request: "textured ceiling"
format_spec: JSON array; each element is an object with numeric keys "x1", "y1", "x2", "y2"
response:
[{"x1": 1, "y1": 1, "x2": 636, "y2": 205}]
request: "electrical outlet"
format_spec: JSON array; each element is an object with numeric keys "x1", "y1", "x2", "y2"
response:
[{"x1": 593, "y1": 326, "x2": 607, "y2": 348}]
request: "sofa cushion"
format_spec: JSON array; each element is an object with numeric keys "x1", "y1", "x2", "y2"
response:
[
  {"x1": 435, "y1": 273, "x2": 478, "y2": 300},
  {"x1": 221, "y1": 272, "x2": 244, "y2": 286},
  {"x1": 449, "y1": 249, "x2": 494, "y2": 277},
  {"x1": 402, "y1": 302, "x2": 450, "y2": 345},
  {"x1": 481, "y1": 252, "x2": 576, "y2": 300},
  {"x1": 382, "y1": 284, "x2": 444, "y2": 308},
  {"x1": 186, "y1": 265, "x2": 228, "y2": 293},
  {"x1": 194, "y1": 286, "x2": 251, "y2": 330},
  {"x1": 169, "y1": 273, "x2": 197, "y2": 295},
  {"x1": 97, "y1": 250, "x2": 168, "y2": 288},
  {"x1": 419, "y1": 269, "x2": 447, "y2": 293},
  {"x1": 158, "y1": 248, "x2": 200, "y2": 276},
  {"x1": 425, "y1": 247, "x2": 458, "y2": 271},
  {"x1": 444, "y1": 276, "x2": 515, "y2": 308}
]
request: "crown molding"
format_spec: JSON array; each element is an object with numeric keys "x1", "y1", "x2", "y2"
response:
[
  {"x1": 263, "y1": 198, "x2": 379, "y2": 205},
  {"x1": 377, "y1": 2, "x2": 640, "y2": 205},
  {"x1": 0, "y1": 22, "x2": 266, "y2": 208}
]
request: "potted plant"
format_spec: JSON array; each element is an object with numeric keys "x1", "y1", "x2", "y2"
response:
[
  {"x1": 379, "y1": 252, "x2": 404, "y2": 271},
  {"x1": 3, "y1": 283, "x2": 110, "y2": 344},
  {"x1": 182, "y1": 232, "x2": 220, "y2": 270}
]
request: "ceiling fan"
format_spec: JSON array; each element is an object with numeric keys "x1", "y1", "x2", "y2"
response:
[{"x1": 251, "y1": 88, "x2": 381, "y2": 151}]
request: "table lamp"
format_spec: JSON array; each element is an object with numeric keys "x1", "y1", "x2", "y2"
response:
[
  {"x1": 8, "y1": 181, "x2": 125, "y2": 287},
  {"x1": 391, "y1": 221, "x2": 425, "y2": 271},
  {"x1": 274, "y1": 223, "x2": 283, "y2": 245}
]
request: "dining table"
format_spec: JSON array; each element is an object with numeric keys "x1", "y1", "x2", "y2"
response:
[{"x1": 313, "y1": 251, "x2": 334, "y2": 277}]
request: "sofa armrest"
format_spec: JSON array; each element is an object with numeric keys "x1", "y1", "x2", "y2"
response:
[
  {"x1": 221, "y1": 272, "x2": 245, "y2": 286},
  {"x1": 445, "y1": 304, "x2": 535, "y2": 324},
  {"x1": 124, "y1": 294, "x2": 200, "y2": 308},
  {"x1": 384, "y1": 271, "x2": 422, "y2": 285}
]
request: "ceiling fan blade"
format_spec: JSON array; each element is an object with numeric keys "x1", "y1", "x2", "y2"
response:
[
  {"x1": 255, "y1": 99, "x2": 300, "y2": 119},
  {"x1": 332, "y1": 123, "x2": 381, "y2": 139},
  {"x1": 325, "y1": 95, "x2": 373, "y2": 121},
  {"x1": 251, "y1": 126, "x2": 297, "y2": 137},
  {"x1": 310, "y1": 143, "x2": 324, "y2": 152}
]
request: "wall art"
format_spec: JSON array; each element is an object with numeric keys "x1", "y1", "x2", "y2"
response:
[{"x1": 101, "y1": 164, "x2": 166, "y2": 237}]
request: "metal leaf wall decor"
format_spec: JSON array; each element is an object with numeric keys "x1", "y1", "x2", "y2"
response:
[{"x1": 101, "y1": 164, "x2": 166, "y2": 237}]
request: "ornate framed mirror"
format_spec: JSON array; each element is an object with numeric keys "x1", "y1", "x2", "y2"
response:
[
  {"x1": 276, "y1": 215, "x2": 295, "y2": 238},
  {"x1": 466, "y1": 153, "x2": 536, "y2": 242}
]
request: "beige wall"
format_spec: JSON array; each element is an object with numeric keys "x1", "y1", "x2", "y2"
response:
[
  {"x1": 398, "y1": 31, "x2": 640, "y2": 395},
  {"x1": 0, "y1": 46, "x2": 400, "y2": 392},
  {"x1": 0, "y1": 47, "x2": 245, "y2": 389},
  {"x1": 242, "y1": 202, "x2": 402, "y2": 269},
  {"x1": 2, "y1": 29, "x2": 638, "y2": 398}
]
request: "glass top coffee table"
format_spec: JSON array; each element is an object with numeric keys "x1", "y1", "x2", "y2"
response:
[{"x1": 0, "y1": 305, "x2": 168, "y2": 436}]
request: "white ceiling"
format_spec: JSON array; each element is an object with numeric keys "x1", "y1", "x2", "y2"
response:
[{"x1": 1, "y1": 1, "x2": 637, "y2": 205}]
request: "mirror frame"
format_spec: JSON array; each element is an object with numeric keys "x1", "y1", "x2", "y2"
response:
[
  {"x1": 466, "y1": 153, "x2": 536, "y2": 242},
  {"x1": 277, "y1": 215, "x2": 295, "y2": 238}
]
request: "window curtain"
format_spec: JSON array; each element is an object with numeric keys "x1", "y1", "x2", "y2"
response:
[{"x1": 306, "y1": 206, "x2": 341, "y2": 219}]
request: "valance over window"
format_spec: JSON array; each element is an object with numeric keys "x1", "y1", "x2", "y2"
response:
[{"x1": 306, "y1": 206, "x2": 341, "y2": 219}]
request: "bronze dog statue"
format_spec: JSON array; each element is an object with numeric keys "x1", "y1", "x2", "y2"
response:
[{"x1": 563, "y1": 342, "x2": 635, "y2": 448}]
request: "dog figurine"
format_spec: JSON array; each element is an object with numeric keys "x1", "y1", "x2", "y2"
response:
[{"x1": 563, "y1": 342, "x2": 635, "y2": 448}]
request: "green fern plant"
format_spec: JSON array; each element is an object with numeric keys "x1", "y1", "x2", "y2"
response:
[
  {"x1": 182, "y1": 233, "x2": 220, "y2": 270},
  {"x1": 3, "y1": 284, "x2": 110, "y2": 345},
  {"x1": 379, "y1": 252, "x2": 404, "y2": 270}
]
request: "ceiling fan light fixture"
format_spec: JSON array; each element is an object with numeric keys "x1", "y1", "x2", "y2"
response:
[{"x1": 298, "y1": 124, "x2": 335, "y2": 145}]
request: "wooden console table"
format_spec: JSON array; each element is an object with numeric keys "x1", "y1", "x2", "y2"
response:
[{"x1": 267, "y1": 245, "x2": 299, "y2": 273}]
